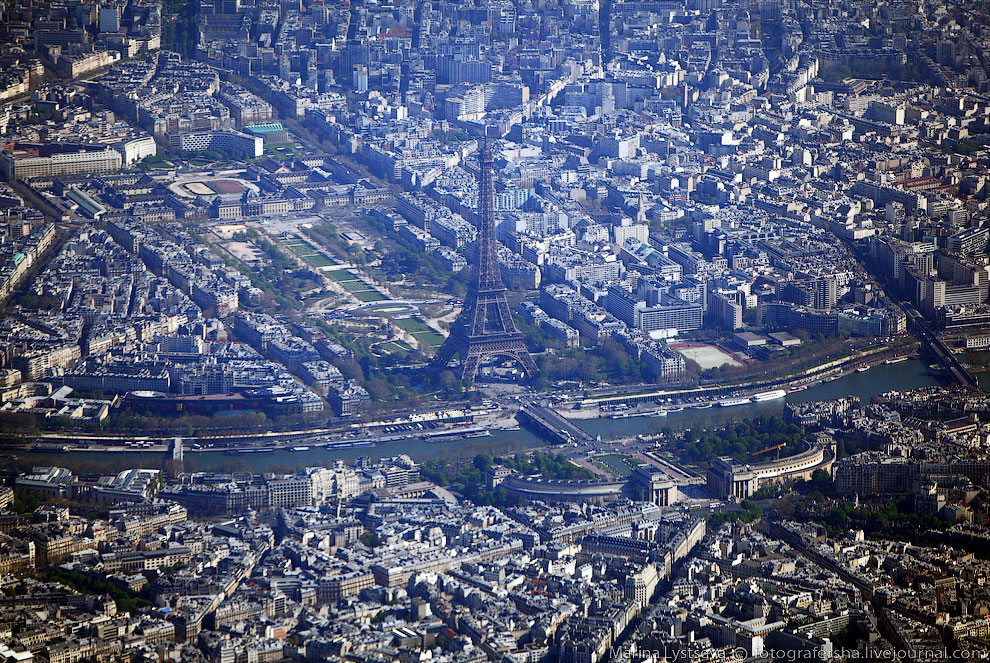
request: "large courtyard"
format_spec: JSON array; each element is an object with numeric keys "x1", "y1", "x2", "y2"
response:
[{"x1": 168, "y1": 176, "x2": 258, "y2": 198}]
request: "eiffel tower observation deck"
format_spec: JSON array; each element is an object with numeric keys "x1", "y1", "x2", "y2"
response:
[{"x1": 430, "y1": 138, "x2": 538, "y2": 385}]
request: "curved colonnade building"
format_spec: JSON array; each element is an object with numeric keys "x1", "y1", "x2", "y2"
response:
[{"x1": 490, "y1": 438, "x2": 836, "y2": 505}]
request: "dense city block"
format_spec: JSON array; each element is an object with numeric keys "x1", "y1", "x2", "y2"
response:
[{"x1": 3, "y1": 0, "x2": 990, "y2": 660}]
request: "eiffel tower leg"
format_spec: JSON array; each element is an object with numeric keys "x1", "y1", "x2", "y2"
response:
[
  {"x1": 514, "y1": 349, "x2": 538, "y2": 377},
  {"x1": 460, "y1": 352, "x2": 481, "y2": 383}
]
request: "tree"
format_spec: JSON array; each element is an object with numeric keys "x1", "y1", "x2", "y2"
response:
[
  {"x1": 473, "y1": 454, "x2": 492, "y2": 472},
  {"x1": 12, "y1": 494, "x2": 38, "y2": 514},
  {"x1": 438, "y1": 370, "x2": 460, "y2": 393},
  {"x1": 360, "y1": 531, "x2": 383, "y2": 548},
  {"x1": 364, "y1": 377, "x2": 392, "y2": 402}
]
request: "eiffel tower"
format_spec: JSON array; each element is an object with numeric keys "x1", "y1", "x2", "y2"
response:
[{"x1": 431, "y1": 139, "x2": 538, "y2": 384}]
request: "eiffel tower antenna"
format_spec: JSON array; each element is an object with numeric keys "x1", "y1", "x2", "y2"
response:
[{"x1": 430, "y1": 134, "x2": 538, "y2": 385}]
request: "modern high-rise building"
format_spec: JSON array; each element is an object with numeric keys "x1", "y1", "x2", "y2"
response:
[
  {"x1": 605, "y1": 285, "x2": 704, "y2": 333},
  {"x1": 353, "y1": 65, "x2": 369, "y2": 92}
]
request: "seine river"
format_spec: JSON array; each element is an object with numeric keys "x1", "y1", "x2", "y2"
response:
[
  {"x1": 579, "y1": 357, "x2": 948, "y2": 440},
  {"x1": 17, "y1": 358, "x2": 949, "y2": 472}
]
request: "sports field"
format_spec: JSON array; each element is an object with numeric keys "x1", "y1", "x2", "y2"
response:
[
  {"x1": 669, "y1": 342, "x2": 744, "y2": 370},
  {"x1": 210, "y1": 179, "x2": 246, "y2": 194}
]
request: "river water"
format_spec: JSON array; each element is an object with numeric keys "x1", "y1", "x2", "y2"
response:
[
  {"x1": 15, "y1": 358, "x2": 948, "y2": 472},
  {"x1": 579, "y1": 357, "x2": 949, "y2": 440}
]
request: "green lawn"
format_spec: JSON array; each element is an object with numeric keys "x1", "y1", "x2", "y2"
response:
[
  {"x1": 342, "y1": 280, "x2": 371, "y2": 293},
  {"x1": 378, "y1": 340, "x2": 414, "y2": 355},
  {"x1": 394, "y1": 317, "x2": 432, "y2": 334},
  {"x1": 329, "y1": 272, "x2": 366, "y2": 290},
  {"x1": 326, "y1": 269, "x2": 387, "y2": 301},
  {"x1": 327, "y1": 270, "x2": 357, "y2": 282},
  {"x1": 266, "y1": 142, "x2": 305, "y2": 156},
  {"x1": 301, "y1": 252, "x2": 334, "y2": 267},
  {"x1": 354, "y1": 289, "x2": 387, "y2": 302},
  {"x1": 591, "y1": 454, "x2": 643, "y2": 477},
  {"x1": 282, "y1": 240, "x2": 336, "y2": 268},
  {"x1": 418, "y1": 331, "x2": 445, "y2": 347},
  {"x1": 395, "y1": 317, "x2": 445, "y2": 348}
]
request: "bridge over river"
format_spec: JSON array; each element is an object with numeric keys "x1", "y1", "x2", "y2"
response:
[{"x1": 517, "y1": 404, "x2": 596, "y2": 445}]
